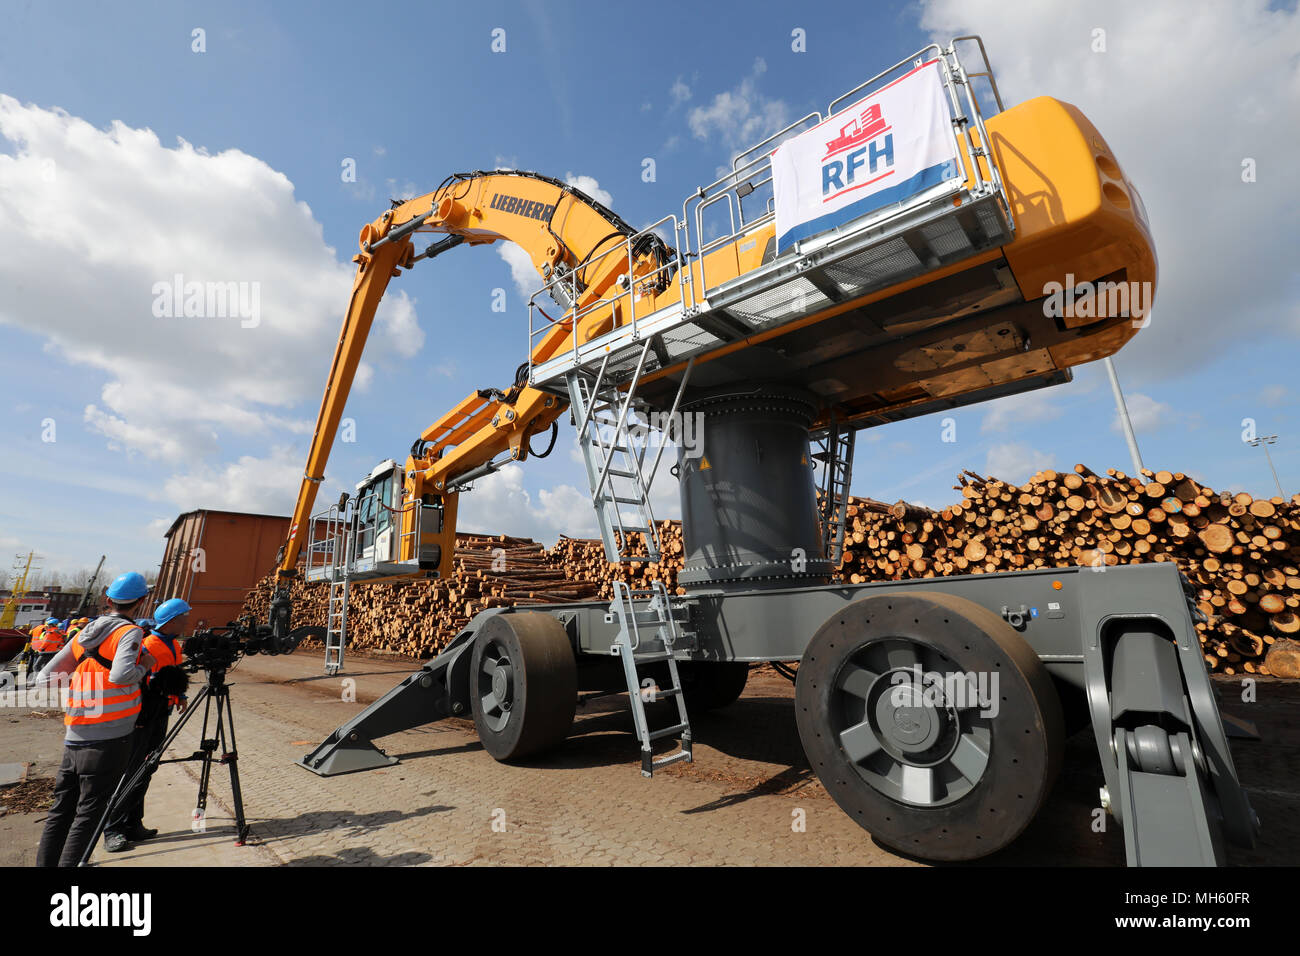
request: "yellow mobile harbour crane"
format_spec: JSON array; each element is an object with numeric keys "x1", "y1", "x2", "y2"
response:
[{"x1": 272, "y1": 39, "x2": 1257, "y2": 864}]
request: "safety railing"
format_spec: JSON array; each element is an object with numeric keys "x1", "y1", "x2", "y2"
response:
[
  {"x1": 307, "y1": 494, "x2": 433, "y2": 581},
  {"x1": 527, "y1": 214, "x2": 687, "y2": 383},
  {"x1": 526, "y1": 35, "x2": 1012, "y2": 387},
  {"x1": 680, "y1": 38, "x2": 1008, "y2": 301},
  {"x1": 389, "y1": 496, "x2": 432, "y2": 565},
  {"x1": 305, "y1": 504, "x2": 346, "y2": 581}
]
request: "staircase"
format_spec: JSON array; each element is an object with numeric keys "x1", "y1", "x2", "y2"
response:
[
  {"x1": 812, "y1": 422, "x2": 856, "y2": 566},
  {"x1": 608, "y1": 580, "x2": 692, "y2": 776},
  {"x1": 566, "y1": 342, "x2": 664, "y2": 563},
  {"x1": 322, "y1": 509, "x2": 355, "y2": 676}
]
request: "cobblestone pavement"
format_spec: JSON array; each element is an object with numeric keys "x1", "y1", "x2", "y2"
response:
[{"x1": 3, "y1": 651, "x2": 1295, "y2": 866}]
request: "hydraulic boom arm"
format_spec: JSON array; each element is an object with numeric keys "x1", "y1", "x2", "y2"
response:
[{"x1": 275, "y1": 171, "x2": 680, "y2": 585}]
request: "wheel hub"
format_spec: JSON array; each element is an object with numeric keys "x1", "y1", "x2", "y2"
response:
[
  {"x1": 492, "y1": 663, "x2": 513, "y2": 710},
  {"x1": 831, "y1": 638, "x2": 991, "y2": 807},
  {"x1": 795, "y1": 592, "x2": 1067, "y2": 861},
  {"x1": 871, "y1": 668, "x2": 962, "y2": 766}
]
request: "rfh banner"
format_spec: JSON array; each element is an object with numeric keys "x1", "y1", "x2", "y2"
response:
[{"x1": 772, "y1": 60, "x2": 961, "y2": 251}]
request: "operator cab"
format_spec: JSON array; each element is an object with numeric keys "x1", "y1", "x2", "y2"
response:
[
  {"x1": 303, "y1": 459, "x2": 446, "y2": 584},
  {"x1": 353, "y1": 459, "x2": 401, "y2": 569}
]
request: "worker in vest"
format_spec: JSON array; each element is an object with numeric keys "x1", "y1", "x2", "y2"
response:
[
  {"x1": 33, "y1": 572, "x2": 155, "y2": 867},
  {"x1": 103, "y1": 598, "x2": 191, "y2": 851},
  {"x1": 30, "y1": 617, "x2": 68, "y2": 673}
]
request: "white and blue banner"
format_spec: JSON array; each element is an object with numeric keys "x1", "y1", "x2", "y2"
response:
[{"x1": 771, "y1": 59, "x2": 961, "y2": 251}]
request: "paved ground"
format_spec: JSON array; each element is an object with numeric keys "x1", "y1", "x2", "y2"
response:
[{"x1": 1, "y1": 651, "x2": 1296, "y2": 866}]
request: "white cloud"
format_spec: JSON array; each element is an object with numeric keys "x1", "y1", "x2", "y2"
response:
[
  {"x1": 670, "y1": 77, "x2": 692, "y2": 107},
  {"x1": 688, "y1": 58, "x2": 791, "y2": 152},
  {"x1": 980, "y1": 389, "x2": 1065, "y2": 433},
  {"x1": 83, "y1": 404, "x2": 210, "y2": 463},
  {"x1": 1116, "y1": 392, "x2": 1173, "y2": 434},
  {"x1": 161, "y1": 446, "x2": 306, "y2": 514},
  {"x1": 985, "y1": 442, "x2": 1053, "y2": 483},
  {"x1": 385, "y1": 178, "x2": 419, "y2": 200},
  {"x1": 497, "y1": 241, "x2": 538, "y2": 298},
  {"x1": 0, "y1": 97, "x2": 421, "y2": 465},
  {"x1": 455, "y1": 464, "x2": 598, "y2": 541},
  {"x1": 375, "y1": 291, "x2": 423, "y2": 358},
  {"x1": 455, "y1": 431, "x2": 684, "y2": 544},
  {"x1": 564, "y1": 172, "x2": 613, "y2": 208},
  {"x1": 918, "y1": 0, "x2": 1300, "y2": 379}
]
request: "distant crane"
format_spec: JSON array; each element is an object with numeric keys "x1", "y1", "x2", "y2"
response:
[
  {"x1": 73, "y1": 555, "x2": 107, "y2": 617},
  {"x1": 0, "y1": 552, "x2": 42, "y2": 630}
]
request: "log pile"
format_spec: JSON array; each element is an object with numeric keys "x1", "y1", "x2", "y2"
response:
[
  {"x1": 241, "y1": 465, "x2": 1300, "y2": 675},
  {"x1": 548, "y1": 520, "x2": 685, "y2": 599},
  {"x1": 837, "y1": 466, "x2": 1300, "y2": 675},
  {"x1": 242, "y1": 533, "x2": 605, "y2": 658}
]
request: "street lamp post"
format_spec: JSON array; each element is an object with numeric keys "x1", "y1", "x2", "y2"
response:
[
  {"x1": 1104, "y1": 356, "x2": 1145, "y2": 476},
  {"x1": 1247, "y1": 434, "x2": 1285, "y2": 497}
]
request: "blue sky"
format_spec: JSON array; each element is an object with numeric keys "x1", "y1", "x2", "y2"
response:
[{"x1": 1, "y1": 0, "x2": 1297, "y2": 584}]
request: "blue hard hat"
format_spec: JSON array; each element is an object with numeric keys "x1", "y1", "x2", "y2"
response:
[
  {"x1": 153, "y1": 598, "x2": 191, "y2": 626},
  {"x1": 106, "y1": 571, "x2": 151, "y2": 602},
  {"x1": 45, "y1": 617, "x2": 59, "y2": 625}
]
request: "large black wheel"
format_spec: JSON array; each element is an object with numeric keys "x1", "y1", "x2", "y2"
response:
[
  {"x1": 674, "y1": 661, "x2": 751, "y2": 712},
  {"x1": 795, "y1": 591, "x2": 1064, "y2": 861},
  {"x1": 470, "y1": 612, "x2": 577, "y2": 761}
]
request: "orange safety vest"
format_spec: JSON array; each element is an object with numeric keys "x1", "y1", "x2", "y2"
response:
[
  {"x1": 144, "y1": 631, "x2": 186, "y2": 708},
  {"x1": 31, "y1": 626, "x2": 66, "y2": 654},
  {"x1": 143, "y1": 631, "x2": 184, "y2": 670},
  {"x1": 64, "y1": 621, "x2": 143, "y2": 728}
]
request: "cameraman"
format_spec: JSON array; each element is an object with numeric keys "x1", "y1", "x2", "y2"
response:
[
  {"x1": 33, "y1": 572, "x2": 155, "y2": 867},
  {"x1": 103, "y1": 598, "x2": 191, "y2": 852}
]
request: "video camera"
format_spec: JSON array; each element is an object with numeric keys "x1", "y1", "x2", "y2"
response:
[{"x1": 182, "y1": 617, "x2": 303, "y2": 672}]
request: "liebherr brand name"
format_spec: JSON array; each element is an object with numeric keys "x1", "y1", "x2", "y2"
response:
[{"x1": 490, "y1": 193, "x2": 556, "y2": 221}]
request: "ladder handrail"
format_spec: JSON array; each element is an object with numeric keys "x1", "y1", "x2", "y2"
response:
[{"x1": 645, "y1": 355, "x2": 695, "y2": 489}]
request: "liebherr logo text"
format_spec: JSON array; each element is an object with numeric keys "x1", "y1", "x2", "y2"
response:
[
  {"x1": 50, "y1": 886, "x2": 151, "y2": 936},
  {"x1": 490, "y1": 193, "x2": 556, "y2": 222}
]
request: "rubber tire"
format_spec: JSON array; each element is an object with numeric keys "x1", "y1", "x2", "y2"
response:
[
  {"x1": 470, "y1": 612, "x2": 577, "y2": 761},
  {"x1": 795, "y1": 591, "x2": 1064, "y2": 862},
  {"x1": 675, "y1": 661, "x2": 751, "y2": 712}
]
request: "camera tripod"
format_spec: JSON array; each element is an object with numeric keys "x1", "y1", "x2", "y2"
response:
[{"x1": 80, "y1": 666, "x2": 248, "y2": 866}]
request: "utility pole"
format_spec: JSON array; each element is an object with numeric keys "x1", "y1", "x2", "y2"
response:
[
  {"x1": 1247, "y1": 434, "x2": 1285, "y2": 497},
  {"x1": 1103, "y1": 356, "x2": 1144, "y2": 476}
]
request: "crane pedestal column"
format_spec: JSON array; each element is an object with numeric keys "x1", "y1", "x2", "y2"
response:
[{"x1": 677, "y1": 385, "x2": 832, "y2": 594}]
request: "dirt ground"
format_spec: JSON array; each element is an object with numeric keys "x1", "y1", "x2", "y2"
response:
[{"x1": 1, "y1": 651, "x2": 1295, "y2": 866}]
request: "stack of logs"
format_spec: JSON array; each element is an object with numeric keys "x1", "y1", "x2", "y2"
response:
[
  {"x1": 243, "y1": 534, "x2": 604, "y2": 658},
  {"x1": 837, "y1": 466, "x2": 1299, "y2": 675},
  {"x1": 241, "y1": 465, "x2": 1300, "y2": 675}
]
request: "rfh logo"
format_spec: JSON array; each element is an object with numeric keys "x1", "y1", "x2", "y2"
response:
[{"x1": 822, "y1": 104, "x2": 895, "y2": 198}]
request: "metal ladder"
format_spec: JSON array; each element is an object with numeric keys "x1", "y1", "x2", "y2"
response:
[
  {"x1": 812, "y1": 422, "x2": 856, "y2": 566},
  {"x1": 566, "y1": 341, "x2": 664, "y2": 563},
  {"x1": 608, "y1": 579, "x2": 692, "y2": 776},
  {"x1": 323, "y1": 507, "x2": 354, "y2": 676}
]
